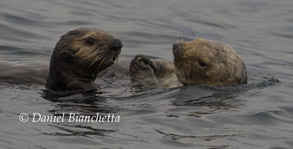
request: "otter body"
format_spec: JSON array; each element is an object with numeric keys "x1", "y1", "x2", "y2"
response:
[
  {"x1": 0, "y1": 61, "x2": 48, "y2": 84},
  {"x1": 130, "y1": 38, "x2": 247, "y2": 88},
  {"x1": 0, "y1": 28, "x2": 122, "y2": 96}
]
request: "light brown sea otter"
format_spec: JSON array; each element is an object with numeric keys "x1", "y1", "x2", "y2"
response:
[
  {"x1": 129, "y1": 38, "x2": 247, "y2": 88},
  {"x1": 0, "y1": 28, "x2": 122, "y2": 95}
]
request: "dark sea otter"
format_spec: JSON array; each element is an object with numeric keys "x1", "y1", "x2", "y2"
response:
[
  {"x1": 46, "y1": 28, "x2": 122, "y2": 93},
  {"x1": 0, "y1": 28, "x2": 122, "y2": 95},
  {"x1": 129, "y1": 38, "x2": 247, "y2": 88}
]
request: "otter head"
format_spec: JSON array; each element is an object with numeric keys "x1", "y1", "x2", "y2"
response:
[
  {"x1": 46, "y1": 28, "x2": 122, "y2": 93},
  {"x1": 173, "y1": 38, "x2": 247, "y2": 87}
]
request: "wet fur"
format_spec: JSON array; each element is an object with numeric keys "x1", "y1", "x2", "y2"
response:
[
  {"x1": 0, "y1": 61, "x2": 48, "y2": 84},
  {"x1": 130, "y1": 38, "x2": 247, "y2": 88},
  {"x1": 129, "y1": 55, "x2": 182, "y2": 88},
  {"x1": 46, "y1": 28, "x2": 122, "y2": 93},
  {"x1": 0, "y1": 28, "x2": 122, "y2": 96}
]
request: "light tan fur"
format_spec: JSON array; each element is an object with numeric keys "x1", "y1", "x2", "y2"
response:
[
  {"x1": 130, "y1": 37, "x2": 247, "y2": 88},
  {"x1": 174, "y1": 38, "x2": 247, "y2": 86}
]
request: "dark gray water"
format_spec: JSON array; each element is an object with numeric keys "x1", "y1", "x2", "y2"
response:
[{"x1": 0, "y1": 0, "x2": 293, "y2": 148}]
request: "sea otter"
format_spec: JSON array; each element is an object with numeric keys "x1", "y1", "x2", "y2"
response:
[
  {"x1": 46, "y1": 28, "x2": 122, "y2": 93},
  {"x1": 129, "y1": 38, "x2": 247, "y2": 88},
  {"x1": 0, "y1": 28, "x2": 122, "y2": 95}
]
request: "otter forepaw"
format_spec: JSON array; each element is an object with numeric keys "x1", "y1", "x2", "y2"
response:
[
  {"x1": 130, "y1": 55, "x2": 157, "y2": 72},
  {"x1": 129, "y1": 55, "x2": 159, "y2": 86}
]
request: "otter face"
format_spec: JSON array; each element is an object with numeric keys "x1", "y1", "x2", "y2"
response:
[
  {"x1": 54, "y1": 28, "x2": 122, "y2": 74},
  {"x1": 173, "y1": 38, "x2": 247, "y2": 87},
  {"x1": 46, "y1": 28, "x2": 122, "y2": 92}
]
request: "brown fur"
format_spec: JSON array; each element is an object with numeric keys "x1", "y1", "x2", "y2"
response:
[
  {"x1": 130, "y1": 38, "x2": 247, "y2": 88},
  {"x1": 174, "y1": 38, "x2": 247, "y2": 86},
  {"x1": 46, "y1": 28, "x2": 122, "y2": 93}
]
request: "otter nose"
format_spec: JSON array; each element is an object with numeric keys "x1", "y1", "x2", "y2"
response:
[
  {"x1": 110, "y1": 39, "x2": 122, "y2": 53},
  {"x1": 173, "y1": 43, "x2": 184, "y2": 58}
]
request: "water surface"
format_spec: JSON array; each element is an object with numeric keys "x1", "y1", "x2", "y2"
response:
[{"x1": 0, "y1": 0, "x2": 293, "y2": 148}]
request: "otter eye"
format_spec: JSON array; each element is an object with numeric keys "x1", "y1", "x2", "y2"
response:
[
  {"x1": 198, "y1": 60, "x2": 207, "y2": 67},
  {"x1": 85, "y1": 37, "x2": 95, "y2": 45}
]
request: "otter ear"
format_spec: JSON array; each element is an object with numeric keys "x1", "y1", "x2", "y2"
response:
[{"x1": 60, "y1": 51, "x2": 73, "y2": 63}]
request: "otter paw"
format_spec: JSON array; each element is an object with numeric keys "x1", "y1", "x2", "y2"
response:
[
  {"x1": 130, "y1": 55, "x2": 157, "y2": 75},
  {"x1": 129, "y1": 55, "x2": 159, "y2": 86}
]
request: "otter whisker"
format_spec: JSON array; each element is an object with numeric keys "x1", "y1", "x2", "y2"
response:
[
  {"x1": 186, "y1": 58, "x2": 191, "y2": 85},
  {"x1": 95, "y1": 52, "x2": 107, "y2": 67},
  {"x1": 114, "y1": 55, "x2": 119, "y2": 63},
  {"x1": 98, "y1": 50, "x2": 112, "y2": 68},
  {"x1": 175, "y1": 37, "x2": 185, "y2": 43},
  {"x1": 104, "y1": 51, "x2": 113, "y2": 65},
  {"x1": 85, "y1": 50, "x2": 99, "y2": 60},
  {"x1": 89, "y1": 50, "x2": 107, "y2": 67},
  {"x1": 175, "y1": 35, "x2": 180, "y2": 43}
]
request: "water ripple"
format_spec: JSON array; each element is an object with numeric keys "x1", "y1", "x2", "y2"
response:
[{"x1": 0, "y1": 0, "x2": 293, "y2": 148}]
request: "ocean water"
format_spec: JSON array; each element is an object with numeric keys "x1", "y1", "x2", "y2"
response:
[{"x1": 0, "y1": 0, "x2": 293, "y2": 148}]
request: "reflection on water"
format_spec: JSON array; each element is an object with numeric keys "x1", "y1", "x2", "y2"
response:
[{"x1": 0, "y1": 0, "x2": 293, "y2": 148}]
